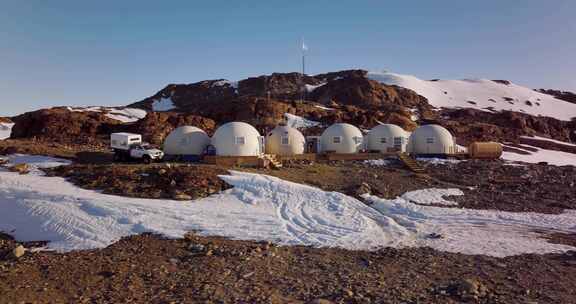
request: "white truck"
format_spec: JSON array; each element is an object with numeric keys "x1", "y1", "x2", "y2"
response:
[{"x1": 111, "y1": 133, "x2": 164, "y2": 164}]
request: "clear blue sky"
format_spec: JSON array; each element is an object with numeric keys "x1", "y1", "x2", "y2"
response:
[{"x1": 1, "y1": 0, "x2": 575, "y2": 116}]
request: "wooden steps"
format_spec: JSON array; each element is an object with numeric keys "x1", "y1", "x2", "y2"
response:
[
  {"x1": 261, "y1": 154, "x2": 283, "y2": 169},
  {"x1": 397, "y1": 152, "x2": 426, "y2": 174}
]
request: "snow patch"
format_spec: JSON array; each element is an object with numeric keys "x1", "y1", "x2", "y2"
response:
[
  {"x1": 66, "y1": 106, "x2": 146, "y2": 123},
  {"x1": 521, "y1": 136, "x2": 576, "y2": 147},
  {"x1": 152, "y1": 97, "x2": 176, "y2": 112},
  {"x1": 398, "y1": 188, "x2": 463, "y2": 206},
  {"x1": 0, "y1": 154, "x2": 71, "y2": 175},
  {"x1": 364, "y1": 159, "x2": 391, "y2": 167},
  {"x1": 502, "y1": 144, "x2": 576, "y2": 166},
  {"x1": 284, "y1": 113, "x2": 321, "y2": 129},
  {"x1": 0, "y1": 123, "x2": 14, "y2": 140},
  {"x1": 368, "y1": 71, "x2": 576, "y2": 121},
  {"x1": 416, "y1": 157, "x2": 462, "y2": 165},
  {"x1": 314, "y1": 105, "x2": 335, "y2": 111},
  {"x1": 305, "y1": 83, "x2": 326, "y2": 92},
  {"x1": 212, "y1": 79, "x2": 238, "y2": 89},
  {"x1": 105, "y1": 108, "x2": 147, "y2": 123},
  {"x1": 365, "y1": 192, "x2": 576, "y2": 256}
]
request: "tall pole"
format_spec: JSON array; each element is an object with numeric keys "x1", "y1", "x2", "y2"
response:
[{"x1": 301, "y1": 38, "x2": 307, "y2": 102}]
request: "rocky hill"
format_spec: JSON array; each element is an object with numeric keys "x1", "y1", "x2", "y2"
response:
[
  {"x1": 5, "y1": 69, "x2": 576, "y2": 149},
  {"x1": 10, "y1": 107, "x2": 122, "y2": 147}
]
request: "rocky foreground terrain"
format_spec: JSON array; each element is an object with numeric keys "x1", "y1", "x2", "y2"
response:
[{"x1": 1, "y1": 232, "x2": 576, "y2": 304}]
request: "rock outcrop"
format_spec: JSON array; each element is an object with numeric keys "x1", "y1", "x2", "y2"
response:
[{"x1": 10, "y1": 107, "x2": 121, "y2": 146}]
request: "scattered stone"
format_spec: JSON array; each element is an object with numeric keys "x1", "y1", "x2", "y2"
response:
[
  {"x1": 9, "y1": 163, "x2": 30, "y2": 174},
  {"x1": 172, "y1": 193, "x2": 192, "y2": 201},
  {"x1": 452, "y1": 278, "x2": 487, "y2": 299},
  {"x1": 355, "y1": 182, "x2": 372, "y2": 196},
  {"x1": 308, "y1": 299, "x2": 335, "y2": 304},
  {"x1": 11, "y1": 245, "x2": 25, "y2": 259},
  {"x1": 426, "y1": 233, "x2": 443, "y2": 239},
  {"x1": 188, "y1": 243, "x2": 206, "y2": 253}
]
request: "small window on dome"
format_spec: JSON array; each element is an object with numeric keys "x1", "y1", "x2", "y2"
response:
[
  {"x1": 380, "y1": 137, "x2": 387, "y2": 144},
  {"x1": 353, "y1": 137, "x2": 362, "y2": 144},
  {"x1": 333, "y1": 136, "x2": 342, "y2": 144},
  {"x1": 235, "y1": 136, "x2": 246, "y2": 145},
  {"x1": 281, "y1": 136, "x2": 290, "y2": 145},
  {"x1": 426, "y1": 137, "x2": 434, "y2": 144}
]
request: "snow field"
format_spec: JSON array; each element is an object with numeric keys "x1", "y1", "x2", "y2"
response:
[
  {"x1": 368, "y1": 72, "x2": 576, "y2": 121},
  {"x1": 0, "y1": 155, "x2": 575, "y2": 257}
]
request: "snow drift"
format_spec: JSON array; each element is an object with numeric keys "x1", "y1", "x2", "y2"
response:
[{"x1": 1, "y1": 155, "x2": 575, "y2": 257}]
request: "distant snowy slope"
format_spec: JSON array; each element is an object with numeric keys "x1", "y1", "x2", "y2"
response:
[
  {"x1": 368, "y1": 72, "x2": 576, "y2": 121},
  {"x1": 67, "y1": 106, "x2": 147, "y2": 123}
]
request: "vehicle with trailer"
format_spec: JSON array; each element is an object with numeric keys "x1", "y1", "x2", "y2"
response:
[{"x1": 110, "y1": 133, "x2": 164, "y2": 164}]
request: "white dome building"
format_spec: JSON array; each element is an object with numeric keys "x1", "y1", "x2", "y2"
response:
[
  {"x1": 211, "y1": 122, "x2": 263, "y2": 156},
  {"x1": 265, "y1": 125, "x2": 305, "y2": 156},
  {"x1": 366, "y1": 124, "x2": 409, "y2": 153},
  {"x1": 407, "y1": 124, "x2": 456, "y2": 156},
  {"x1": 163, "y1": 126, "x2": 210, "y2": 156},
  {"x1": 320, "y1": 123, "x2": 364, "y2": 154}
]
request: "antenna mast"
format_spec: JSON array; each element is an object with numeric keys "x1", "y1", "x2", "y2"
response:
[{"x1": 301, "y1": 38, "x2": 308, "y2": 102}]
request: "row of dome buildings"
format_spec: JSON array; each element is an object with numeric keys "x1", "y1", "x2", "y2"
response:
[{"x1": 163, "y1": 122, "x2": 462, "y2": 158}]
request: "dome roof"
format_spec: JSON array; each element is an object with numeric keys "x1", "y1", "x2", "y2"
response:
[
  {"x1": 211, "y1": 122, "x2": 262, "y2": 156},
  {"x1": 366, "y1": 124, "x2": 409, "y2": 152},
  {"x1": 265, "y1": 125, "x2": 305, "y2": 155},
  {"x1": 410, "y1": 124, "x2": 453, "y2": 140},
  {"x1": 408, "y1": 124, "x2": 455, "y2": 155},
  {"x1": 320, "y1": 123, "x2": 364, "y2": 154},
  {"x1": 163, "y1": 126, "x2": 209, "y2": 155},
  {"x1": 368, "y1": 124, "x2": 408, "y2": 137}
]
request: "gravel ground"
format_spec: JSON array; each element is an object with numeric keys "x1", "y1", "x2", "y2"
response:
[{"x1": 1, "y1": 233, "x2": 576, "y2": 304}]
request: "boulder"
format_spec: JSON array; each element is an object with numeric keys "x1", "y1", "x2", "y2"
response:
[
  {"x1": 9, "y1": 163, "x2": 30, "y2": 175},
  {"x1": 11, "y1": 245, "x2": 25, "y2": 259}
]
